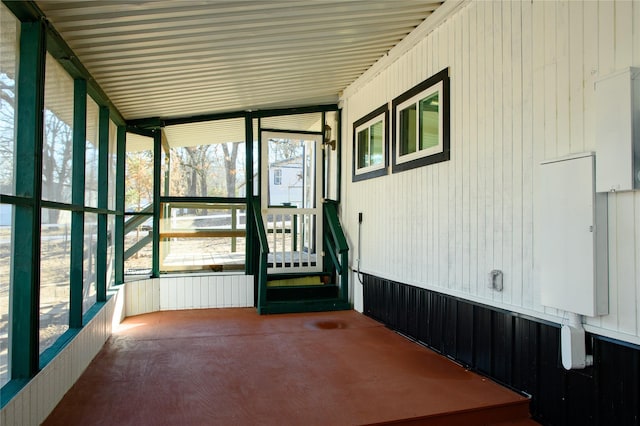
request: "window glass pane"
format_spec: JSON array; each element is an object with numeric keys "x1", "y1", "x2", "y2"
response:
[
  {"x1": 266, "y1": 136, "x2": 316, "y2": 208},
  {"x1": 83, "y1": 213, "x2": 97, "y2": 314},
  {"x1": 124, "y1": 214, "x2": 153, "y2": 276},
  {"x1": 160, "y1": 203, "x2": 246, "y2": 272},
  {"x1": 42, "y1": 54, "x2": 74, "y2": 204},
  {"x1": 399, "y1": 104, "x2": 417, "y2": 156},
  {"x1": 419, "y1": 92, "x2": 439, "y2": 150},
  {"x1": 0, "y1": 203, "x2": 11, "y2": 387},
  {"x1": 40, "y1": 208, "x2": 71, "y2": 354},
  {"x1": 125, "y1": 133, "x2": 154, "y2": 213},
  {"x1": 107, "y1": 214, "x2": 116, "y2": 288},
  {"x1": 273, "y1": 169, "x2": 282, "y2": 185},
  {"x1": 163, "y1": 119, "x2": 246, "y2": 197},
  {"x1": 357, "y1": 128, "x2": 369, "y2": 168},
  {"x1": 85, "y1": 98, "x2": 99, "y2": 208},
  {"x1": 0, "y1": 3, "x2": 18, "y2": 196},
  {"x1": 261, "y1": 112, "x2": 322, "y2": 132},
  {"x1": 107, "y1": 120, "x2": 117, "y2": 211},
  {"x1": 369, "y1": 121, "x2": 384, "y2": 166},
  {"x1": 0, "y1": 2, "x2": 18, "y2": 389}
]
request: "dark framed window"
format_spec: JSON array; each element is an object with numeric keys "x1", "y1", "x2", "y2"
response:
[
  {"x1": 352, "y1": 104, "x2": 389, "y2": 182},
  {"x1": 392, "y1": 68, "x2": 450, "y2": 173}
]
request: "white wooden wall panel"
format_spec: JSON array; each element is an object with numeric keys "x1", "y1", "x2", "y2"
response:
[
  {"x1": 341, "y1": 0, "x2": 640, "y2": 345},
  {"x1": 0, "y1": 290, "x2": 121, "y2": 426},
  {"x1": 125, "y1": 274, "x2": 254, "y2": 315}
]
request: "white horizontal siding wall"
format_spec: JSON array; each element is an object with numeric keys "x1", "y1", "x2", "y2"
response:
[
  {"x1": 0, "y1": 288, "x2": 124, "y2": 426},
  {"x1": 342, "y1": 0, "x2": 640, "y2": 344},
  {"x1": 126, "y1": 274, "x2": 254, "y2": 316}
]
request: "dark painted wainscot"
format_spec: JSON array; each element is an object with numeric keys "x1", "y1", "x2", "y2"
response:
[{"x1": 361, "y1": 274, "x2": 640, "y2": 426}]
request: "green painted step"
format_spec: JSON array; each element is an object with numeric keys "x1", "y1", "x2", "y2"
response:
[
  {"x1": 258, "y1": 298, "x2": 351, "y2": 315},
  {"x1": 267, "y1": 284, "x2": 338, "y2": 302},
  {"x1": 267, "y1": 276, "x2": 323, "y2": 287}
]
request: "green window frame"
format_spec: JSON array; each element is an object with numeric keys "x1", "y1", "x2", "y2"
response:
[
  {"x1": 352, "y1": 104, "x2": 388, "y2": 182},
  {"x1": 0, "y1": 3, "x2": 127, "y2": 404},
  {"x1": 392, "y1": 68, "x2": 450, "y2": 173}
]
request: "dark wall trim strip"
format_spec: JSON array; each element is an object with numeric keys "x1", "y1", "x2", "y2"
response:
[{"x1": 361, "y1": 274, "x2": 640, "y2": 426}]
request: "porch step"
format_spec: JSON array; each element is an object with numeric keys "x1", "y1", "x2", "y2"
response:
[
  {"x1": 267, "y1": 275, "x2": 324, "y2": 287},
  {"x1": 260, "y1": 273, "x2": 347, "y2": 314},
  {"x1": 267, "y1": 284, "x2": 339, "y2": 301},
  {"x1": 258, "y1": 298, "x2": 351, "y2": 315}
]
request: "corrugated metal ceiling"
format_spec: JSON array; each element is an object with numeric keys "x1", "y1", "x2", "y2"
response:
[{"x1": 35, "y1": 0, "x2": 445, "y2": 121}]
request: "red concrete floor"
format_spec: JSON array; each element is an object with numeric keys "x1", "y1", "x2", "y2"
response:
[{"x1": 43, "y1": 309, "x2": 538, "y2": 426}]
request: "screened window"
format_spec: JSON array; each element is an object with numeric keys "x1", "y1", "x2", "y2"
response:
[
  {"x1": 107, "y1": 215, "x2": 116, "y2": 288},
  {"x1": 0, "y1": 203, "x2": 11, "y2": 387},
  {"x1": 352, "y1": 104, "x2": 388, "y2": 182},
  {"x1": 83, "y1": 213, "x2": 98, "y2": 314},
  {"x1": 107, "y1": 120, "x2": 117, "y2": 211},
  {"x1": 273, "y1": 169, "x2": 282, "y2": 185},
  {"x1": 125, "y1": 133, "x2": 154, "y2": 213},
  {"x1": 85, "y1": 97, "x2": 100, "y2": 208},
  {"x1": 40, "y1": 208, "x2": 71, "y2": 354},
  {"x1": 124, "y1": 132, "x2": 154, "y2": 277},
  {"x1": 162, "y1": 118, "x2": 246, "y2": 198},
  {"x1": 0, "y1": 1, "x2": 19, "y2": 388},
  {"x1": 0, "y1": 2, "x2": 18, "y2": 197},
  {"x1": 159, "y1": 202, "x2": 246, "y2": 273},
  {"x1": 42, "y1": 53, "x2": 75, "y2": 204},
  {"x1": 392, "y1": 68, "x2": 450, "y2": 173}
]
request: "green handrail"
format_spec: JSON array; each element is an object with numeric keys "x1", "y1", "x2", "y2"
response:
[
  {"x1": 124, "y1": 232, "x2": 152, "y2": 261},
  {"x1": 251, "y1": 199, "x2": 269, "y2": 255},
  {"x1": 251, "y1": 199, "x2": 269, "y2": 312},
  {"x1": 122, "y1": 204, "x2": 154, "y2": 263},
  {"x1": 323, "y1": 200, "x2": 349, "y2": 301},
  {"x1": 123, "y1": 204, "x2": 154, "y2": 234},
  {"x1": 324, "y1": 201, "x2": 348, "y2": 253}
]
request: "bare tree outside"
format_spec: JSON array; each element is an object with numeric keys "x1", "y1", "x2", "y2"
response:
[
  {"x1": 0, "y1": 74, "x2": 15, "y2": 195},
  {"x1": 221, "y1": 142, "x2": 240, "y2": 197},
  {"x1": 168, "y1": 141, "x2": 246, "y2": 198},
  {"x1": 42, "y1": 110, "x2": 73, "y2": 214},
  {"x1": 125, "y1": 150, "x2": 154, "y2": 212}
]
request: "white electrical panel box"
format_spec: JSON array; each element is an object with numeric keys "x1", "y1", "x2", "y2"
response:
[
  {"x1": 538, "y1": 153, "x2": 609, "y2": 317},
  {"x1": 594, "y1": 67, "x2": 640, "y2": 192}
]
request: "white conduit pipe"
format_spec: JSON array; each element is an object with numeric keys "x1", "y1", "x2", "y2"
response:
[{"x1": 561, "y1": 312, "x2": 593, "y2": 370}]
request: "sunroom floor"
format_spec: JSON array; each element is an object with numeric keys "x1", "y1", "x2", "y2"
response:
[{"x1": 43, "y1": 308, "x2": 537, "y2": 425}]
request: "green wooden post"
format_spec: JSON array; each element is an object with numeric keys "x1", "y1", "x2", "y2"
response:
[
  {"x1": 69, "y1": 79, "x2": 87, "y2": 328},
  {"x1": 152, "y1": 130, "x2": 161, "y2": 277},
  {"x1": 96, "y1": 106, "x2": 109, "y2": 301},
  {"x1": 114, "y1": 126, "x2": 126, "y2": 284},
  {"x1": 11, "y1": 20, "x2": 46, "y2": 379},
  {"x1": 244, "y1": 115, "x2": 254, "y2": 276},
  {"x1": 336, "y1": 110, "x2": 342, "y2": 203}
]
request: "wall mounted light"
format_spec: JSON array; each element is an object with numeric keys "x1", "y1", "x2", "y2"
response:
[{"x1": 324, "y1": 124, "x2": 336, "y2": 150}]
